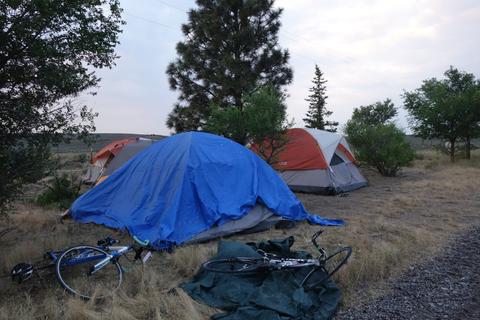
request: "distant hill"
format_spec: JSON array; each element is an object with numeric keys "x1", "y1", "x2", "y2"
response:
[{"x1": 52, "y1": 133, "x2": 166, "y2": 153}]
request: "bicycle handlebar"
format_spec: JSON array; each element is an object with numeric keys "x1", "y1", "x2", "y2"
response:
[
  {"x1": 311, "y1": 229, "x2": 324, "y2": 250},
  {"x1": 133, "y1": 235, "x2": 150, "y2": 247}
]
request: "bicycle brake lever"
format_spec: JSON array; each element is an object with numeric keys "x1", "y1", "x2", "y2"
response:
[
  {"x1": 311, "y1": 230, "x2": 324, "y2": 248},
  {"x1": 312, "y1": 230, "x2": 324, "y2": 240}
]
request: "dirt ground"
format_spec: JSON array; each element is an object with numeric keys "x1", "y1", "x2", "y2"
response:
[{"x1": 0, "y1": 150, "x2": 479, "y2": 319}]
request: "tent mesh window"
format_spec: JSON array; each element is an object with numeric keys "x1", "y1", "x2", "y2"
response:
[{"x1": 329, "y1": 153, "x2": 345, "y2": 166}]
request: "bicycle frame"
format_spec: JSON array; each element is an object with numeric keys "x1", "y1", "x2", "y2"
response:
[
  {"x1": 90, "y1": 245, "x2": 131, "y2": 275},
  {"x1": 268, "y1": 257, "x2": 321, "y2": 269},
  {"x1": 39, "y1": 245, "x2": 135, "y2": 279},
  {"x1": 266, "y1": 230, "x2": 326, "y2": 269}
]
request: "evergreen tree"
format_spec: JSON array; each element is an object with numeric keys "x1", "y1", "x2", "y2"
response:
[
  {"x1": 166, "y1": 0, "x2": 293, "y2": 132},
  {"x1": 303, "y1": 65, "x2": 338, "y2": 132}
]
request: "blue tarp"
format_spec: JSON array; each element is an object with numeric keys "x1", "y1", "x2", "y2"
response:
[{"x1": 70, "y1": 132, "x2": 343, "y2": 249}]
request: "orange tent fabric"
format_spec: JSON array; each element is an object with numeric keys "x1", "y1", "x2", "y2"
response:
[
  {"x1": 91, "y1": 137, "x2": 138, "y2": 163},
  {"x1": 251, "y1": 128, "x2": 358, "y2": 170},
  {"x1": 337, "y1": 143, "x2": 357, "y2": 164},
  {"x1": 273, "y1": 128, "x2": 328, "y2": 170}
]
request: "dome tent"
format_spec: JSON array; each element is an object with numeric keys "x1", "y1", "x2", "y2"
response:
[
  {"x1": 82, "y1": 137, "x2": 156, "y2": 184},
  {"x1": 70, "y1": 132, "x2": 342, "y2": 250},
  {"x1": 253, "y1": 128, "x2": 367, "y2": 194}
]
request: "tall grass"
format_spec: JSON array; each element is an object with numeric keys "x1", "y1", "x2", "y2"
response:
[{"x1": 0, "y1": 152, "x2": 479, "y2": 319}]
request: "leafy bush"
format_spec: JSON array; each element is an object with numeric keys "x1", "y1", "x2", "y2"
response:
[
  {"x1": 346, "y1": 99, "x2": 415, "y2": 176},
  {"x1": 36, "y1": 174, "x2": 82, "y2": 209},
  {"x1": 206, "y1": 85, "x2": 293, "y2": 164},
  {"x1": 346, "y1": 123, "x2": 415, "y2": 176},
  {"x1": 0, "y1": 142, "x2": 53, "y2": 213},
  {"x1": 77, "y1": 153, "x2": 89, "y2": 164}
]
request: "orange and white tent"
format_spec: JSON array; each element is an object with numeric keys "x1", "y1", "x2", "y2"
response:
[
  {"x1": 254, "y1": 128, "x2": 367, "y2": 194},
  {"x1": 83, "y1": 137, "x2": 154, "y2": 184}
]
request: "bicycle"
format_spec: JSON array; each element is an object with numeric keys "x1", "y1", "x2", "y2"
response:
[
  {"x1": 202, "y1": 230, "x2": 352, "y2": 289},
  {"x1": 10, "y1": 235, "x2": 153, "y2": 300}
]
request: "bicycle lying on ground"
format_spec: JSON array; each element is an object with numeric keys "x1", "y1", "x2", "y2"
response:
[
  {"x1": 10, "y1": 236, "x2": 153, "y2": 300},
  {"x1": 202, "y1": 230, "x2": 352, "y2": 289}
]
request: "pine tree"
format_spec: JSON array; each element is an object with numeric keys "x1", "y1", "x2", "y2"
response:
[
  {"x1": 166, "y1": 0, "x2": 293, "y2": 132},
  {"x1": 303, "y1": 65, "x2": 338, "y2": 132}
]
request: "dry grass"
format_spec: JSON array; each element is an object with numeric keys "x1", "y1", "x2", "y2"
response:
[{"x1": 0, "y1": 150, "x2": 479, "y2": 319}]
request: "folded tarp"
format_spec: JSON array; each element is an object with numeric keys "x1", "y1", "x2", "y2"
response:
[
  {"x1": 70, "y1": 132, "x2": 343, "y2": 250},
  {"x1": 182, "y1": 236, "x2": 341, "y2": 319}
]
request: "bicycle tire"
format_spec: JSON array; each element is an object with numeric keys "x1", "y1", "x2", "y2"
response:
[
  {"x1": 55, "y1": 245, "x2": 123, "y2": 300},
  {"x1": 202, "y1": 257, "x2": 268, "y2": 273},
  {"x1": 301, "y1": 246, "x2": 352, "y2": 289}
]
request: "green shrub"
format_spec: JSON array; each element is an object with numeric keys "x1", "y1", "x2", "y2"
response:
[
  {"x1": 77, "y1": 153, "x2": 88, "y2": 164},
  {"x1": 36, "y1": 174, "x2": 82, "y2": 209},
  {"x1": 346, "y1": 123, "x2": 415, "y2": 176}
]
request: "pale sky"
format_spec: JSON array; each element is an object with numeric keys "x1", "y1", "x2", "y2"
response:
[{"x1": 80, "y1": 0, "x2": 480, "y2": 135}]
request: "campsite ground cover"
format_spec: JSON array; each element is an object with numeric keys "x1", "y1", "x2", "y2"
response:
[{"x1": 0, "y1": 149, "x2": 479, "y2": 319}]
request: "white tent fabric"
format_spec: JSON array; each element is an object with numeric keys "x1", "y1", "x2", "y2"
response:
[{"x1": 304, "y1": 128, "x2": 343, "y2": 164}]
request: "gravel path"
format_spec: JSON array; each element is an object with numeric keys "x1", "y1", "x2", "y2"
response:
[{"x1": 337, "y1": 226, "x2": 480, "y2": 320}]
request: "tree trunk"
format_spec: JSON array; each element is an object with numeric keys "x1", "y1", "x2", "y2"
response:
[
  {"x1": 450, "y1": 139, "x2": 456, "y2": 162},
  {"x1": 465, "y1": 136, "x2": 471, "y2": 160}
]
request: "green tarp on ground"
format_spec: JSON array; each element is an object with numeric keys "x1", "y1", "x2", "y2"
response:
[{"x1": 181, "y1": 236, "x2": 341, "y2": 320}]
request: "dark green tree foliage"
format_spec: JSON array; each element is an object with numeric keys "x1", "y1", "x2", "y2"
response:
[
  {"x1": 346, "y1": 123, "x2": 414, "y2": 177},
  {"x1": 166, "y1": 0, "x2": 293, "y2": 132},
  {"x1": 0, "y1": 0, "x2": 124, "y2": 210},
  {"x1": 350, "y1": 98, "x2": 397, "y2": 126},
  {"x1": 403, "y1": 66, "x2": 480, "y2": 161},
  {"x1": 303, "y1": 65, "x2": 338, "y2": 132},
  {"x1": 345, "y1": 100, "x2": 414, "y2": 176},
  {"x1": 206, "y1": 85, "x2": 292, "y2": 164},
  {"x1": 463, "y1": 88, "x2": 480, "y2": 158}
]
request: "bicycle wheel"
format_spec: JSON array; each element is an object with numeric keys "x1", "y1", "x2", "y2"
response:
[
  {"x1": 202, "y1": 257, "x2": 268, "y2": 273},
  {"x1": 301, "y1": 247, "x2": 352, "y2": 289},
  {"x1": 55, "y1": 245, "x2": 123, "y2": 300}
]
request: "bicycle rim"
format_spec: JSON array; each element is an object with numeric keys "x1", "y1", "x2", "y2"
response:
[
  {"x1": 55, "y1": 245, "x2": 123, "y2": 300},
  {"x1": 202, "y1": 257, "x2": 267, "y2": 273},
  {"x1": 302, "y1": 247, "x2": 352, "y2": 289}
]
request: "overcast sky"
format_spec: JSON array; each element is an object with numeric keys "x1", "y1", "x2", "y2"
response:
[{"x1": 80, "y1": 0, "x2": 480, "y2": 135}]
